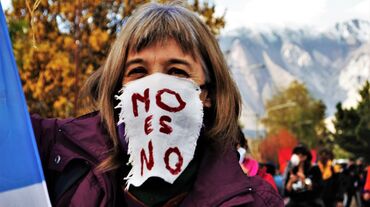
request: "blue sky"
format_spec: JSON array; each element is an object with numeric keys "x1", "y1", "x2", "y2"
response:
[{"x1": 2, "y1": 0, "x2": 370, "y2": 32}]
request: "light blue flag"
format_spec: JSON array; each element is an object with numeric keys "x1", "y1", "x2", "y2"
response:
[{"x1": 0, "y1": 3, "x2": 51, "y2": 206}]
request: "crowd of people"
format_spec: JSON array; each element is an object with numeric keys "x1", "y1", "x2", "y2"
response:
[{"x1": 237, "y1": 141, "x2": 370, "y2": 207}]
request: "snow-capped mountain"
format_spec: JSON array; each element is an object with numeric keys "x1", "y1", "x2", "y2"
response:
[{"x1": 219, "y1": 19, "x2": 370, "y2": 137}]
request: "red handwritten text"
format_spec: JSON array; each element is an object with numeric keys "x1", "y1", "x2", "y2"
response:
[
  {"x1": 164, "y1": 147, "x2": 183, "y2": 175},
  {"x1": 140, "y1": 140, "x2": 154, "y2": 176},
  {"x1": 132, "y1": 88, "x2": 150, "y2": 117}
]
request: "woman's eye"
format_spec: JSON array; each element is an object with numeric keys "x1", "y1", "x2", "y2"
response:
[
  {"x1": 126, "y1": 67, "x2": 147, "y2": 77},
  {"x1": 168, "y1": 68, "x2": 190, "y2": 78}
]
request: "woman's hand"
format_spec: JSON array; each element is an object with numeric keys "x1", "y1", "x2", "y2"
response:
[
  {"x1": 296, "y1": 172, "x2": 306, "y2": 181},
  {"x1": 285, "y1": 174, "x2": 299, "y2": 192},
  {"x1": 363, "y1": 192, "x2": 370, "y2": 201},
  {"x1": 336, "y1": 201, "x2": 344, "y2": 207},
  {"x1": 289, "y1": 174, "x2": 299, "y2": 183}
]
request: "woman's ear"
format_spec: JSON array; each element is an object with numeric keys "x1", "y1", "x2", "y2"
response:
[{"x1": 200, "y1": 89, "x2": 211, "y2": 108}]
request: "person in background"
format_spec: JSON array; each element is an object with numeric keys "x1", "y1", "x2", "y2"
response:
[
  {"x1": 237, "y1": 130, "x2": 259, "y2": 176},
  {"x1": 362, "y1": 165, "x2": 370, "y2": 206},
  {"x1": 30, "y1": 2, "x2": 283, "y2": 206},
  {"x1": 344, "y1": 158, "x2": 366, "y2": 207},
  {"x1": 263, "y1": 162, "x2": 284, "y2": 196},
  {"x1": 317, "y1": 148, "x2": 344, "y2": 207},
  {"x1": 236, "y1": 132, "x2": 247, "y2": 164},
  {"x1": 356, "y1": 158, "x2": 367, "y2": 207},
  {"x1": 237, "y1": 129, "x2": 278, "y2": 192},
  {"x1": 284, "y1": 144, "x2": 324, "y2": 207},
  {"x1": 257, "y1": 163, "x2": 279, "y2": 192},
  {"x1": 273, "y1": 168, "x2": 285, "y2": 197},
  {"x1": 342, "y1": 159, "x2": 355, "y2": 206}
]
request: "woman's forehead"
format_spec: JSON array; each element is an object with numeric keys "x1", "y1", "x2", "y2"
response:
[
  {"x1": 131, "y1": 36, "x2": 193, "y2": 51},
  {"x1": 128, "y1": 38, "x2": 199, "y2": 61}
]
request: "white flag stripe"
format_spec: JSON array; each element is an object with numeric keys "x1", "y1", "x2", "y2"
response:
[{"x1": 0, "y1": 182, "x2": 51, "y2": 207}]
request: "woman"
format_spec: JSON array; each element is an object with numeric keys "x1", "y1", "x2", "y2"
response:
[
  {"x1": 237, "y1": 129, "x2": 278, "y2": 192},
  {"x1": 317, "y1": 148, "x2": 344, "y2": 207},
  {"x1": 363, "y1": 165, "x2": 370, "y2": 205},
  {"x1": 284, "y1": 144, "x2": 324, "y2": 207},
  {"x1": 31, "y1": 2, "x2": 283, "y2": 206}
]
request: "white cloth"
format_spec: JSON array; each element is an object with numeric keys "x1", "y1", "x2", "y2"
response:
[
  {"x1": 237, "y1": 147, "x2": 246, "y2": 163},
  {"x1": 116, "y1": 73, "x2": 203, "y2": 188},
  {"x1": 290, "y1": 154, "x2": 300, "y2": 167}
]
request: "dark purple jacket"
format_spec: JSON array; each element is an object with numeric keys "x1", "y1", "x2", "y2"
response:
[{"x1": 31, "y1": 112, "x2": 283, "y2": 207}]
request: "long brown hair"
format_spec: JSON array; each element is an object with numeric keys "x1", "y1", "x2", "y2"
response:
[{"x1": 82, "y1": 1, "x2": 241, "y2": 171}]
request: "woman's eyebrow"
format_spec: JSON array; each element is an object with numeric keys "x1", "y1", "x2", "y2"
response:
[
  {"x1": 125, "y1": 58, "x2": 144, "y2": 67},
  {"x1": 167, "y1": 58, "x2": 191, "y2": 67}
]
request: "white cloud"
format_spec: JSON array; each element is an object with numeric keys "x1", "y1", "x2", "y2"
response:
[
  {"x1": 218, "y1": 0, "x2": 327, "y2": 30},
  {"x1": 244, "y1": 0, "x2": 326, "y2": 25},
  {"x1": 348, "y1": 0, "x2": 370, "y2": 20},
  {"x1": 213, "y1": 0, "x2": 370, "y2": 32}
]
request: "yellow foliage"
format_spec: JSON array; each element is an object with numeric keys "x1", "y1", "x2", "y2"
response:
[
  {"x1": 53, "y1": 96, "x2": 67, "y2": 111},
  {"x1": 63, "y1": 36, "x2": 75, "y2": 50},
  {"x1": 7, "y1": 0, "x2": 225, "y2": 118},
  {"x1": 89, "y1": 29, "x2": 109, "y2": 51}
]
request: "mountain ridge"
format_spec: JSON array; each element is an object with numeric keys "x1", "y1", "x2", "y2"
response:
[{"x1": 220, "y1": 19, "x2": 370, "y2": 137}]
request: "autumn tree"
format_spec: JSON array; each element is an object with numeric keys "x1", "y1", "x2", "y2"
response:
[
  {"x1": 261, "y1": 81, "x2": 327, "y2": 148},
  {"x1": 333, "y1": 81, "x2": 370, "y2": 162},
  {"x1": 259, "y1": 129, "x2": 298, "y2": 163},
  {"x1": 6, "y1": 0, "x2": 225, "y2": 118}
]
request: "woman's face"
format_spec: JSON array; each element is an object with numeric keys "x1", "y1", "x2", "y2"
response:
[
  {"x1": 297, "y1": 153, "x2": 307, "y2": 163},
  {"x1": 123, "y1": 38, "x2": 211, "y2": 107}
]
